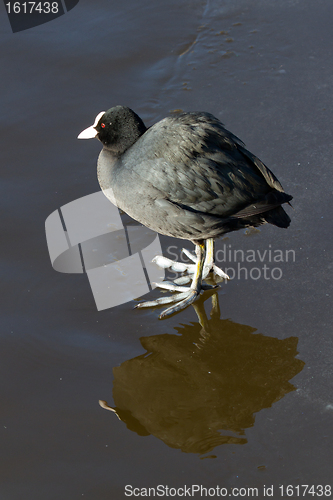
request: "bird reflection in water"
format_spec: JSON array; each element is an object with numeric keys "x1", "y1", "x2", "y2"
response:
[{"x1": 99, "y1": 291, "x2": 305, "y2": 455}]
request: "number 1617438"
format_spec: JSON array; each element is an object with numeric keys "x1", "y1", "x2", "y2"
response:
[
  {"x1": 5, "y1": 2, "x2": 59, "y2": 14},
  {"x1": 279, "y1": 485, "x2": 331, "y2": 497}
]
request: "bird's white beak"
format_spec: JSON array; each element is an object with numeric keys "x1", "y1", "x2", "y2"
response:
[
  {"x1": 77, "y1": 125, "x2": 97, "y2": 139},
  {"x1": 77, "y1": 111, "x2": 105, "y2": 139}
]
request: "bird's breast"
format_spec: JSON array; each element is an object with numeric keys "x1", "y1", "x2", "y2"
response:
[{"x1": 97, "y1": 148, "x2": 120, "y2": 207}]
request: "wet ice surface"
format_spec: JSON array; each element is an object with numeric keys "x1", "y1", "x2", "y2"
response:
[{"x1": 1, "y1": 0, "x2": 333, "y2": 498}]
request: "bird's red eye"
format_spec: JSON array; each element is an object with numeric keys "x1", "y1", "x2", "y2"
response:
[{"x1": 101, "y1": 123, "x2": 105, "y2": 128}]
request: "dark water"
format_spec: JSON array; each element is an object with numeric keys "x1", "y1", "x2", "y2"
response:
[{"x1": 1, "y1": 0, "x2": 333, "y2": 498}]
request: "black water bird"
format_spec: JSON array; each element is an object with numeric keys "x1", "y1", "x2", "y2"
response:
[{"x1": 78, "y1": 106, "x2": 292, "y2": 318}]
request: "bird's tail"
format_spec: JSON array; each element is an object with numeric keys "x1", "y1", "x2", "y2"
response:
[{"x1": 263, "y1": 205, "x2": 291, "y2": 228}]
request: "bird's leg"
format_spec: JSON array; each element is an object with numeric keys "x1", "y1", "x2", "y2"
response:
[
  {"x1": 204, "y1": 238, "x2": 214, "y2": 278},
  {"x1": 182, "y1": 239, "x2": 230, "y2": 279},
  {"x1": 136, "y1": 242, "x2": 210, "y2": 319},
  {"x1": 207, "y1": 238, "x2": 230, "y2": 279}
]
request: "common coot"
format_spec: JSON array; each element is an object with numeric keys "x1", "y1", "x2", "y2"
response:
[{"x1": 78, "y1": 106, "x2": 292, "y2": 318}]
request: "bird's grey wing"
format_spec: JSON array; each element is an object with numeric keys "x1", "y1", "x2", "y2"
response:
[
  {"x1": 126, "y1": 114, "x2": 289, "y2": 218},
  {"x1": 237, "y1": 145, "x2": 285, "y2": 192}
]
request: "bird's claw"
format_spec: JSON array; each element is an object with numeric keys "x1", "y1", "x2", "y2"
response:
[
  {"x1": 135, "y1": 281, "x2": 218, "y2": 318},
  {"x1": 136, "y1": 244, "x2": 227, "y2": 318},
  {"x1": 152, "y1": 255, "x2": 195, "y2": 273},
  {"x1": 153, "y1": 251, "x2": 230, "y2": 281},
  {"x1": 136, "y1": 289, "x2": 203, "y2": 319}
]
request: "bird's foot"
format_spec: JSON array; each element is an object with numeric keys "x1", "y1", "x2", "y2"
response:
[
  {"x1": 152, "y1": 280, "x2": 214, "y2": 293},
  {"x1": 135, "y1": 243, "x2": 227, "y2": 319},
  {"x1": 135, "y1": 283, "x2": 218, "y2": 319},
  {"x1": 152, "y1": 254, "x2": 196, "y2": 277},
  {"x1": 211, "y1": 263, "x2": 230, "y2": 280},
  {"x1": 153, "y1": 249, "x2": 230, "y2": 282}
]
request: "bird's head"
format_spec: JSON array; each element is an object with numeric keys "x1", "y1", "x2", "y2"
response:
[{"x1": 78, "y1": 105, "x2": 147, "y2": 156}]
